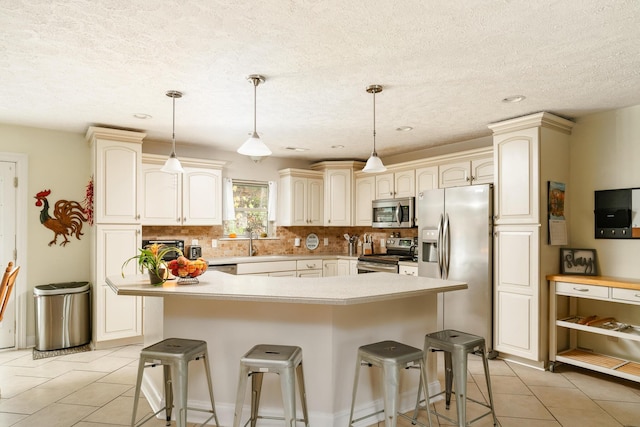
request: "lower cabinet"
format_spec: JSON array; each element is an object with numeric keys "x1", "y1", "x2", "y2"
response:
[
  {"x1": 398, "y1": 264, "x2": 418, "y2": 276},
  {"x1": 493, "y1": 225, "x2": 540, "y2": 362},
  {"x1": 297, "y1": 259, "x2": 323, "y2": 277},
  {"x1": 322, "y1": 259, "x2": 352, "y2": 277},
  {"x1": 94, "y1": 225, "x2": 143, "y2": 346},
  {"x1": 236, "y1": 260, "x2": 297, "y2": 276}
]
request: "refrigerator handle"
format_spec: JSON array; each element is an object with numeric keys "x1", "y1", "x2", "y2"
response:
[
  {"x1": 443, "y1": 213, "x2": 450, "y2": 279},
  {"x1": 437, "y1": 214, "x2": 444, "y2": 278}
]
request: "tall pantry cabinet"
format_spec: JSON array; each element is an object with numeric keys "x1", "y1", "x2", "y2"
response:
[
  {"x1": 489, "y1": 112, "x2": 573, "y2": 367},
  {"x1": 86, "y1": 127, "x2": 145, "y2": 349}
]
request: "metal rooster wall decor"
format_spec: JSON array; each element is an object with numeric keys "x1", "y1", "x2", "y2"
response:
[{"x1": 34, "y1": 189, "x2": 88, "y2": 246}]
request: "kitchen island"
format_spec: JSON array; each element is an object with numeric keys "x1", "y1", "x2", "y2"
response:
[{"x1": 107, "y1": 271, "x2": 467, "y2": 427}]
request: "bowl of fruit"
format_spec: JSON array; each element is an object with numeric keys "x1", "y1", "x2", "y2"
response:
[{"x1": 166, "y1": 256, "x2": 208, "y2": 284}]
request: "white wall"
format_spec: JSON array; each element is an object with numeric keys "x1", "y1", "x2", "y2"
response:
[
  {"x1": 568, "y1": 104, "x2": 640, "y2": 277},
  {"x1": 0, "y1": 123, "x2": 91, "y2": 341}
]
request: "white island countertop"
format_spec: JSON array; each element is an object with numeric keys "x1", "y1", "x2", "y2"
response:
[{"x1": 106, "y1": 271, "x2": 467, "y2": 305}]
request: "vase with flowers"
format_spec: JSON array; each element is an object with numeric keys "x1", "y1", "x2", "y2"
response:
[{"x1": 121, "y1": 243, "x2": 183, "y2": 285}]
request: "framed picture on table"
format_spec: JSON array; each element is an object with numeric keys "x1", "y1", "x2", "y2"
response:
[{"x1": 560, "y1": 248, "x2": 597, "y2": 275}]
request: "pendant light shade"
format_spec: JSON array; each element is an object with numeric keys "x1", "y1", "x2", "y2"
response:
[
  {"x1": 237, "y1": 74, "x2": 272, "y2": 157},
  {"x1": 362, "y1": 84, "x2": 386, "y2": 173},
  {"x1": 161, "y1": 90, "x2": 185, "y2": 173}
]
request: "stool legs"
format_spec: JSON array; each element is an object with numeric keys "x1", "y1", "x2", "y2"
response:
[
  {"x1": 131, "y1": 357, "x2": 146, "y2": 427},
  {"x1": 233, "y1": 365, "x2": 250, "y2": 427},
  {"x1": 163, "y1": 365, "x2": 173, "y2": 424},
  {"x1": 422, "y1": 331, "x2": 497, "y2": 427},
  {"x1": 381, "y1": 364, "x2": 401, "y2": 427},
  {"x1": 202, "y1": 354, "x2": 221, "y2": 427},
  {"x1": 250, "y1": 373, "x2": 263, "y2": 427},
  {"x1": 295, "y1": 363, "x2": 309, "y2": 426}
]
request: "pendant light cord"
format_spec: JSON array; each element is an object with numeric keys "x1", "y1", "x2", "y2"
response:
[
  {"x1": 372, "y1": 89, "x2": 377, "y2": 154},
  {"x1": 171, "y1": 95, "x2": 176, "y2": 154},
  {"x1": 253, "y1": 79, "x2": 257, "y2": 134}
]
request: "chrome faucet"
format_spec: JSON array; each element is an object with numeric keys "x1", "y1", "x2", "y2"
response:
[{"x1": 247, "y1": 228, "x2": 257, "y2": 257}]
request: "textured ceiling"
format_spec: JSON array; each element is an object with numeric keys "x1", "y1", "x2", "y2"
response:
[{"x1": 1, "y1": 1, "x2": 639, "y2": 161}]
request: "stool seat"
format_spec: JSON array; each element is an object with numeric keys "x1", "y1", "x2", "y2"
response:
[
  {"x1": 421, "y1": 330, "x2": 497, "y2": 427},
  {"x1": 131, "y1": 338, "x2": 219, "y2": 427},
  {"x1": 233, "y1": 344, "x2": 309, "y2": 427},
  {"x1": 349, "y1": 340, "x2": 428, "y2": 427}
]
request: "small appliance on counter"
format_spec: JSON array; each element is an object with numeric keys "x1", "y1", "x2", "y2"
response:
[
  {"x1": 187, "y1": 245, "x2": 202, "y2": 260},
  {"x1": 141, "y1": 239, "x2": 184, "y2": 261}
]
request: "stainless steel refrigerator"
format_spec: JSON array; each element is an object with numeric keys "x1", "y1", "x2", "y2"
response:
[{"x1": 418, "y1": 184, "x2": 494, "y2": 351}]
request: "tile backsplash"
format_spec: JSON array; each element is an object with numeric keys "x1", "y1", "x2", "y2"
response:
[{"x1": 143, "y1": 226, "x2": 418, "y2": 260}]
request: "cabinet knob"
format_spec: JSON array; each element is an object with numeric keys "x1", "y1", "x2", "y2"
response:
[
  {"x1": 177, "y1": 218, "x2": 181, "y2": 222},
  {"x1": 136, "y1": 214, "x2": 141, "y2": 220},
  {"x1": 471, "y1": 175, "x2": 476, "y2": 181},
  {"x1": 465, "y1": 176, "x2": 471, "y2": 182}
]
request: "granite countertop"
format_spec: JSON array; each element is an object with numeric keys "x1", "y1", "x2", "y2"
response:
[
  {"x1": 208, "y1": 253, "x2": 359, "y2": 265},
  {"x1": 106, "y1": 271, "x2": 467, "y2": 306}
]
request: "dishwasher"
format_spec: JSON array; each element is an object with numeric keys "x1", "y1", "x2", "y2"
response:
[{"x1": 207, "y1": 264, "x2": 237, "y2": 275}]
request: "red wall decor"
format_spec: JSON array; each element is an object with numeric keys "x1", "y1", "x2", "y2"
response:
[{"x1": 34, "y1": 189, "x2": 88, "y2": 246}]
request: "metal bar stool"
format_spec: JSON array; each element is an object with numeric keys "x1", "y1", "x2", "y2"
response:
[
  {"x1": 131, "y1": 338, "x2": 219, "y2": 427},
  {"x1": 233, "y1": 344, "x2": 309, "y2": 427},
  {"x1": 420, "y1": 329, "x2": 498, "y2": 427},
  {"x1": 348, "y1": 340, "x2": 428, "y2": 427}
]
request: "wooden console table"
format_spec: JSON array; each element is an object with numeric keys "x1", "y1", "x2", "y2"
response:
[{"x1": 547, "y1": 274, "x2": 640, "y2": 382}]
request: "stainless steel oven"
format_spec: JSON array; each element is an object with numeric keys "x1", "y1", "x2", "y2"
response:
[{"x1": 356, "y1": 237, "x2": 417, "y2": 274}]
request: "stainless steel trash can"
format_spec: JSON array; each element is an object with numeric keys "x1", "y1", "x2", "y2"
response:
[{"x1": 34, "y1": 282, "x2": 91, "y2": 351}]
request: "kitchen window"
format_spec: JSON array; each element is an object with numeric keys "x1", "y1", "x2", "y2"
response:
[{"x1": 223, "y1": 179, "x2": 276, "y2": 237}]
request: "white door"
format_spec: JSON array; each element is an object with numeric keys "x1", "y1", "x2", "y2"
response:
[{"x1": 0, "y1": 161, "x2": 17, "y2": 348}]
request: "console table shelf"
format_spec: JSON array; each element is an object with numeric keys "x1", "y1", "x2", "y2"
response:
[{"x1": 547, "y1": 274, "x2": 640, "y2": 383}]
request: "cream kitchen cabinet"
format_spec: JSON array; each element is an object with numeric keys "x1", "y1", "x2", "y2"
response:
[
  {"x1": 297, "y1": 259, "x2": 323, "y2": 277},
  {"x1": 493, "y1": 225, "x2": 540, "y2": 362},
  {"x1": 311, "y1": 161, "x2": 364, "y2": 226},
  {"x1": 375, "y1": 170, "x2": 415, "y2": 199},
  {"x1": 87, "y1": 127, "x2": 145, "y2": 349},
  {"x1": 141, "y1": 155, "x2": 224, "y2": 226},
  {"x1": 89, "y1": 129, "x2": 142, "y2": 224},
  {"x1": 278, "y1": 169, "x2": 324, "y2": 226},
  {"x1": 398, "y1": 263, "x2": 418, "y2": 276},
  {"x1": 236, "y1": 260, "x2": 297, "y2": 276},
  {"x1": 354, "y1": 174, "x2": 375, "y2": 226},
  {"x1": 489, "y1": 112, "x2": 574, "y2": 366},
  {"x1": 323, "y1": 259, "x2": 351, "y2": 277},
  {"x1": 95, "y1": 224, "x2": 143, "y2": 345},
  {"x1": 438, "y1": 156, "x2": 493, "y2": 188},
  {"x1": 415, "y1": 165, "x2": 438, "y2": 198}
]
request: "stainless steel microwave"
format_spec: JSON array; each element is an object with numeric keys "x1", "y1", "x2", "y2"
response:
[{"x1": 371, "y1": 197, "x2": 415, "y2": 228}]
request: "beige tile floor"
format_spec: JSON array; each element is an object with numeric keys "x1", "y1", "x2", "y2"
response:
[{"x1": 0, "y1": 344, "x2": 639, "y2": 426}]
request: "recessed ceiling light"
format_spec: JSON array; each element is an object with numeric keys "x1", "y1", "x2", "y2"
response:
[
  {"x1": 284, "y1": 146, "x2": 308, "y2": 152},
  {"x1": 331, "y1": 145, "x2": 345, "y2": 149},
  {"x1": 396, "y1": 126, "x2": 413, "y2": 132},
  {"x1": 133, "y1": 113, "x2": 152, "y2": 119},
  {"x1": 502, "y1": 95, "x2": 526, "y2": 103}
]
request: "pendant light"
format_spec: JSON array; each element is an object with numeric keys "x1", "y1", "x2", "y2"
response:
[
  {"x1": 362, "y1": 84, "x2": 387, "y2": 173},
  {"x1": 237, "y1": 74, "x2": 272, "y2": 157},
  {"x1": 161, "y1": 90, "x2": 185, "y2": 173}
]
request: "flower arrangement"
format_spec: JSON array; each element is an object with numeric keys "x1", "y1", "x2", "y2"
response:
[{"x1": 121, "y1": 243, "x2": 183, "y2": 285}]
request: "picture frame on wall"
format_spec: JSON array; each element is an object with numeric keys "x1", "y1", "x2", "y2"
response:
[{"x1": 560, "y1": 248, "x2": 597, "y2": 275}]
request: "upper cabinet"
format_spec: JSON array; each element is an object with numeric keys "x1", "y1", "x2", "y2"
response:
[
  {"x1": 141, "y1": 154, "x2": 224, "y2": 226},
  {"x1": 354, "y1": 174, "x2": 375, "y2": 226},
  {"x1": 490, "y1": 113, "x2": 574, "y2": 226},
  {"x1": 439, "y1": 155, "x2": 493, "y2": 188},
  {"x1": 311, "y1": 161, "x2": 364, "y2": 227},
  {"x1": 278, "y1": 168, "x2": 324, "y2": 226},
  {"x1": 88, "y1": 128, "x2": 144, "y2": 224},
  {"x1": 415, "y1": 165, "x2": 438, "y2": 199},
  {"x1": 375, "y1": 170, "x2": 415, "y2": 199}
]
